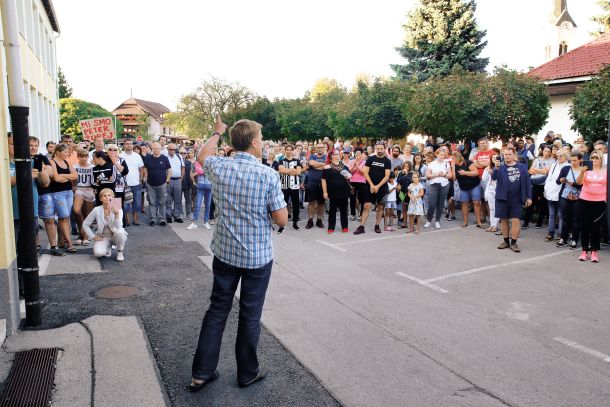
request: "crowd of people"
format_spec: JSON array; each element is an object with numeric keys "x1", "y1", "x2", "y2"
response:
[{"x1": 8, "y1": 130, "x2": 609, "y2": 266}]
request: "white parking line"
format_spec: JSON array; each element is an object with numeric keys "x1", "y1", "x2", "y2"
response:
[
  {"x1": 554, "y1": 337, "x2": 610, "y2": 362},
  {"x1": 333, "y1": 226, "x2": 462, "y2": 247},
  {"x1": 395, "y1": 272, "x2": 449, "y2": 294},
  {"x1": 316, "y1": 240, "x2": 348, "y2": 252},
  {"x1": 426, "y1": 250, "x2": 572, "y2": 283}
]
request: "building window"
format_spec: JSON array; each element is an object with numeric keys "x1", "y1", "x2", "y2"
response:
[{"x1": 559, "y1": 41, "x2": 568, "y2": 56}]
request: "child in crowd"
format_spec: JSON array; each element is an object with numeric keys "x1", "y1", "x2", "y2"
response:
[
  {"x1": 385, "y1": 172, "x2": 398, "y2": 231},
  {"x1": 407, "y1": 172, "x2": 425, "y2": 234},
  {"x1": 73, "y1": 148, "x2": 95, "y2": 245}
]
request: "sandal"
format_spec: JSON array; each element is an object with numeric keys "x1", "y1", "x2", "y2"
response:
[
  {"x1": 66, "y1": 246, "x2": 77, "y2": 253},
  {"x1": 487, "y1": 227, "x2": 498, "y2": 233},
  {"x1": 461, "y1": 223, "x2": 469, "y2": 228},
  {"x1": 476, "y1": 224, "x2": 484, "y2": 229},
  {"x1": 75, "y1": 239, "x2": 82, "y2": 245},
  {"x1": 82, "y1": 240, "x2": 90, "y2": 246}
]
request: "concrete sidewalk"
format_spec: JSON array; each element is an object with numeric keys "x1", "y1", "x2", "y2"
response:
[{"x1": 0, "y1": 315, "x2": 168, "y2": 406}]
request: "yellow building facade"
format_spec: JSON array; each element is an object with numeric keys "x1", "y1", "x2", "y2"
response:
[{"x1": 0, "y1": 0, "x2": 59, "y2": 339}]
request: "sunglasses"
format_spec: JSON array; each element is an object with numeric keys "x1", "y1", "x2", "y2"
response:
[
  {"x1": 108, "y1": 148, "x2": 118, "y2": 151},
  {"x1": 591, "y1": 156, "x2": 600, "y2": 160},
  {"x1": 169, "y1": 148, "x2": 176, "y2": 151}
]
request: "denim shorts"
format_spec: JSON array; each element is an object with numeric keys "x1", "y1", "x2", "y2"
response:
[
  {"x1": 459, "y1": 185, "x2": 482, "y2": 202},
  {"x1": 51, "y1": 190, "x2": 74, "y2": 218},
  {"x1": 385, "y1": 201, "x2": 397, "y2": 210},
  {"x1": 38, "y1": 194, "x2": 56, "y2": 219}
]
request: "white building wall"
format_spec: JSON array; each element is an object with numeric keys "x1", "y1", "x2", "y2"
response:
[
  {"x1": 536, "y1": 94, "x2": 579, "y2": 146},
  {"x1": 149, "y1": 117, "x2": 163, "y2": 139},
  {"x1": 7, "y1": 0, "x2": 60, "y2": 153}
]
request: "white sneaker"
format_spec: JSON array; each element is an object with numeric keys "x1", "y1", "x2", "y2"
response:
[
  {"x1": 423, "y1": 221, "x2": 431, "y2": 228},
  {"x1": 204, "y1": 223, "x2": 211, "y2": 230},
  {"x1": 116, "y1": 252, "x2": 124, "y2": 262},
  {"x1": 186, "y1": 223, "x2": 198, "y2": 230},
  {"x1": 435, "y1": 221, "x2": 441, "y2": 229}
]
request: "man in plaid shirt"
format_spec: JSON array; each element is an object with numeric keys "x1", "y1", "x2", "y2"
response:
[{"x1": 190, "y1": 114, "x2": 288, "y2": 392}]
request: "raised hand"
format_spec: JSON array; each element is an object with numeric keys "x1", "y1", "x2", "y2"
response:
[{"x1": 214, "y1": 113, "x2": 228, "y2": 135}]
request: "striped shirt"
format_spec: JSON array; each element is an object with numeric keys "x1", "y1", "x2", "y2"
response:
[{"x1": 204, "y1": 152, "x2": 286, "y2": 269}]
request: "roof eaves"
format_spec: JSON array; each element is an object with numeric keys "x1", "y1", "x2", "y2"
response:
[{"x1": 41, "y1": 0, "x2": 60, "y2": 33}]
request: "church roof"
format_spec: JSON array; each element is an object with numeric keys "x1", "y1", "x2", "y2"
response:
[
  {"x1": 556, "y1": 9, "x2": 577, "y2": 27},
  {"x1": 112, "y1": 98, "x2": 171, "y2": 123},
  {"x1": 528, "y1": 33, "x2": 610, "y2": 81}
]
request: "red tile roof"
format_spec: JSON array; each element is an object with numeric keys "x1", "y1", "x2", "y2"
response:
[
  {"x1": 528, "y1": 33, "x2": 610, "y2": 81},
  {"x1": 112, "y1": 98, "x2": 170, "y2": 123}
]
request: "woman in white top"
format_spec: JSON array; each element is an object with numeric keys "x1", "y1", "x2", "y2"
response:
[
  {"x1": 82, "y1": 188, "x2": 128, "y2": 262},
  {"x1": 424, "y1": 147, "x2": 453, "y2": 229},
  {"x1": 482, "y1": 152, "x2": 501, "y2": 233},
  {"x1": 73, "y1": 148, "x2": 95, "y2": 246},
  {"x1": 543, "y1": 151, "x2": 569, "y2": 241}
]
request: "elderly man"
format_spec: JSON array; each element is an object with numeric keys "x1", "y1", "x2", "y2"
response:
[
  {"x1": 143, "y1": 142, "x2": 171, "y2": 226},
  {"x1": 120, "y1": 139, "x2": 145, "y2": 225},
  {"x1": 88, "y1": 135, "x2": 105, "y2": 161},
  {"x1": 190, "y1": 115, "x2": 287, "y2": 392},
  {"x1": 165, "y1": 143, "x2": 185, "y2": 223}
]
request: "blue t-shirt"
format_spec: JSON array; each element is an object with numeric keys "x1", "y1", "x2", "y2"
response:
[
  {"x1": 10, "y1": 161, "x2": 39, "y2": 219},
  {"x1": 307, "y1": 154, "x2": 327, "y2": 184},
  {"x1": 505, "y1": 164, "x2": 522, "y2": 202},
  {"x1": 144, "y1": 154, "x2": 171, "y2": 186}
]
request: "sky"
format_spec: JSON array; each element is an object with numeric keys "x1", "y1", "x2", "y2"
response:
[{"x1": 53, "y1": 0, "x2": 603, "y2": 112}]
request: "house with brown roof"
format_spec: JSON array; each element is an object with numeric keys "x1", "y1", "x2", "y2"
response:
[
  {"x1": 112, "y1": 98, "x2": 176, "y2": 140},
  {"x1": 529, "y1": 32, "x2": 610, "y2": 144}
]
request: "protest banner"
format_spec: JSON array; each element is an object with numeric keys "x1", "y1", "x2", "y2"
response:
[{"x1": 80, "y1": 117, "x2": 116, "y2": 141}]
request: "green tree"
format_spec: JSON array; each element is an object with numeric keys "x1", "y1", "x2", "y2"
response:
[
  {"x1": 172, "y1": 76, "x2": 257, "y2": 138},
  {"x1": 57, "y1": 67, "x2": 73, "y2": 99},
  {"x1": 406, "y1": 68, "x2": 549, "y2": 142},
  {"x1": 592, "y1": 0, "x2": 610, "y2": 36},
  {"x1": 486, "y1": 68, "x2": 550, "y2": 139},
  {"x1": 60, "y1": 98, "x2": 123, "y2": 141},
  {"x1": 392, "y1": 0, "x2": 488, "y2": 82},
  {"x1": 224, "y1": 97, "x2": 281, "y2": 140},
  {"x1": 276, "y1": 98, "x2": 331, "y2": 141},
  {"x1": 570, "y1": 65, "x2": 610, "y2": 143}
]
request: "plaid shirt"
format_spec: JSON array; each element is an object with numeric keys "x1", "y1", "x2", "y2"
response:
[{"x1": 204, "y1": 152, "x2": 286, "y2": 269}]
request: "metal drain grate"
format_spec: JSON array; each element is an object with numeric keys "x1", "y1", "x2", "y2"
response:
[{"x1": 0, "y1": 348, "x2": 59, "y2": 407}]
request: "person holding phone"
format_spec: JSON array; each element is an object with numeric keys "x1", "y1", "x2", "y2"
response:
[
  {"x1": 82, "y1": 188, "x2": 128, "y2": 262},
  {"x1": 556, "y1": 152, "x2": 584, "y2": 249}
]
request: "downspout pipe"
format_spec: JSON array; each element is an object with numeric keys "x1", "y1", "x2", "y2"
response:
[{"x1": 1, "y1": 0, "x2": 42, "y2": 327}]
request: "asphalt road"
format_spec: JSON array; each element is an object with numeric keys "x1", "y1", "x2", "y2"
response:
[
  {"x1": 174, "y1": 207, "x2": 610, "y2": 407},
  {"x1": 37, "y1": 218, "x2": 340, "y2": 407}
]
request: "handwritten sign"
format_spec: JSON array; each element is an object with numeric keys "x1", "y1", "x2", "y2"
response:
[{"x1": 80, "y1": 117, "x2": 115, "y2": 141}]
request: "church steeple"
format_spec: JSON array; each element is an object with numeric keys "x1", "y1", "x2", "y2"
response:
[{"x1": 554, "y1": 0, "x2": 577, "y2": 28}]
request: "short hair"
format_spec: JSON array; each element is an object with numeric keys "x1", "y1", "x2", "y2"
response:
[
  {"x1": 229, "y1": 120, "x2": 262, "y2": 152},
  {"x1": 28, "y1": 136, "x2": 39, "y2": 144},
  {"x1": 99, "y1": 188, "x2": 115, "y2": 198},
  {"x1": 94, "y1": 151, "x2": 108, "y2": 160},
  {"x1": 77, "y1": 148, "x2": 89, "y2": 157},
  {"x1": 478, "y1": 137, "x2": 488, "y2": 143},
  {"x1": 285, "y1": 144, "x2": 295, "y2": 150},
  {"x1": 46, "y1": 141, "x2": 56, "y2": 147},
  {"x1": 594, "y1": 140, "x2": 607, "y2": 147},
  {"x1": 571, "y1": 152, "x2": 582, "y2": 160},
  {"x1": 60, "y1": 134, "x2": 72, "y2": 141}
]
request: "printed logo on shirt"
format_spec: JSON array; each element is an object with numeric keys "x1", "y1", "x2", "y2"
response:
[{"x1": 507, "y1": 166, "x2": 520, "y2": 183}]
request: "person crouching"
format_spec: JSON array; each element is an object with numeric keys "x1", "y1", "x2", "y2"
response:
[{"x1": 82, "y1": 188, "x2": 128, "y2": 262}]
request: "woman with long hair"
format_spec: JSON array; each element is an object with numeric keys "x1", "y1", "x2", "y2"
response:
[
  {"x1": 187, "y1": 156, "x2": 213, "y2": 230},
  {"x1": 482, "y1": 150, "x2": 501, "y2": 234},
  {"x1": 523, "y1": 146, "x2": 555, "y2": 229},
  {"x1": 556, "y1": 152, "x2": 584, "y2": 249},
  {"x1": 50, "y1": 143, "x2": 78, "y2": 252},
  {"x1": 424, "y1": 147, "x2": 453, "y2": 229},
  {"x1": 73, "y1": 148, "x2": 95, "y2": 246},
  {"x1": 543, "y1": 151, "x2": 569, "y2": 241},
  {"x1": 576, "y1": 151, "x2": 607, "y2": 262}
]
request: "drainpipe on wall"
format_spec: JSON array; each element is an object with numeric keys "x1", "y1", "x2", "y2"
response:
[{"x1": 1, "y1": 0, "x2": 42, "y2": 326}]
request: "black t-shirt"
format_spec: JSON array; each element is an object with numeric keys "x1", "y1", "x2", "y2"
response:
[
  {"x1": 365, "y1": 155, "x2": 391, "y2": 186},
  {"x1": 49, "y1": 159, "x2": 73, "y2": 193},
  {"x1": 455, "y1": 160, "x2": 479, "y2": 191},
  {"x1": 322, "y1": 164, "x2": 350, "y2": 200},
  {"x1": 92, "y1": 161, "x2": 116, "y2": 190},
  {"x1": 144, "y1": 154, "x2": 171, "y2": 186},
  {"x1": 33, "y1": 154, "x2": 51, "y2": 195}
]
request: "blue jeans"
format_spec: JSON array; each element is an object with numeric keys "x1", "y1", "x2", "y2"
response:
[
  {"x1": 193, "y1": 183, "x2": 212, "y2": 223},
  {"x1": 547, "y1": 200, "x2": 561, "y2": 237},
  {"x1": 426, "y1": 183, "x2": 449, "y2": 222},
  {"x1": 124, "y1": 184, "x2": 142, "y2": 213},
  {"x1": 192, "y1": 257, "x2": 272, "y2": 383}
]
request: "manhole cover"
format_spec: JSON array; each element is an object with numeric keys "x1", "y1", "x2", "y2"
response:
[{"x1": 95, "y1": 285, "x2": 139, "y2": 299}]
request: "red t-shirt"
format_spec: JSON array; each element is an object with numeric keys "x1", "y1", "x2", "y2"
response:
[{"x1": 474, "y1": 150, "x2": 495, "y2": 178}]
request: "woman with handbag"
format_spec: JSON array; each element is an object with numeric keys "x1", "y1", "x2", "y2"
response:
[
  {"x1": 556, "y1": 152, "x2": 584, "y2": 249},
  {"x1": 543, "y1": 151, "x2": 569, "y2": 242},
  {"x1": 523, "y1": 146, "x2": 554, "y2": 229},
  {"x1": 187, "y1": 158, "x2": 213, "y2": 230}
]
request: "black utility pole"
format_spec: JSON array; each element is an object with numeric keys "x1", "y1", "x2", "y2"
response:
[{"x1": 2, "y1": 0, "x2": 42, "y2": 327}]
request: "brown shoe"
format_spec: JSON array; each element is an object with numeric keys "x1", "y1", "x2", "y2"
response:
[
  {"x1": 510, "y1": 243, "x2": 521, "y2": 252},
  {"x1": 497, "y1": 241, "x2": 510, "y2": 249}
]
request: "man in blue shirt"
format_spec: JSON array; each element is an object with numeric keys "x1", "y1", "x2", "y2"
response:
[
  {"x1": 143, "y1": 142, "x2": 171, "y2": 226},
  {"x1": 190, "y1": 115, "x2": 287, "y2": 392},
  {"x1": 492, "y1": 148, "x2": 532, "y2": 253}
]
